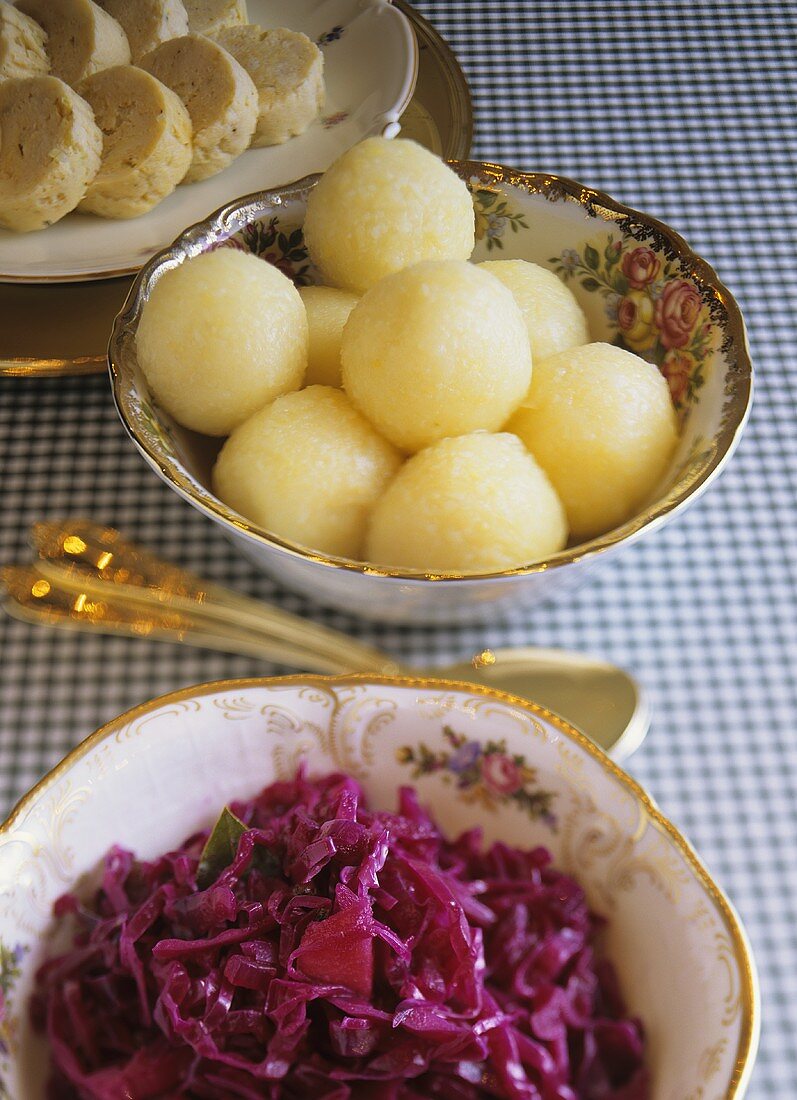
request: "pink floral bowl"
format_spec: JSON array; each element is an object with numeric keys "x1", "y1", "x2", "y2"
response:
[
  {"x1": 0, "y1": 677, "x2": 759, "y2": 1097},
  {"x1": 109, "y1": 163, "x2": 753, "y2": 624}
]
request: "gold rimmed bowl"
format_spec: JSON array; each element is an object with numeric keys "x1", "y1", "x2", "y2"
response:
[
  {"x1": 109, "y1": 163, "x2": 752, "y2": 624},
  {"x1": 0, "y1": 676, "x2": 759, "y2": 1097}
]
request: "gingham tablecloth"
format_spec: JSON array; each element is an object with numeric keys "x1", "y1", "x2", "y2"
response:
[{"x1": 1, "y1": 1, "x2": 795, "y2": 1093}]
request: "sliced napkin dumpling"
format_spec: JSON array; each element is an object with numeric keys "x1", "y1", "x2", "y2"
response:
[
  {"x1": 184, "y1": 0, "x2": 246, "y2": 35},
  {"x1": 77, "y1": 65, "x2": 192, "y2": 219},
  {"x1": 212, "y1": 25, "x2": 323, "y2": 147},
  {"x1": 94, "y1": 0, "x2": 189, "y2": 63},
  {"x1": 0, "y1": 4, "x2": 49, "y2": 80},
  {"x1": 0, "y1": 75, "x2": 102, "y2": 231},
  {"x1": 16, "y1": 0, "x2": 130, "y2": 86},
  {"x1": 141, "y1": 34, "x2": 257, "y2": 182}
]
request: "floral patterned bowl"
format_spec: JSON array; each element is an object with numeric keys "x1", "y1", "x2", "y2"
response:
[
  {"x1": 0, "y1": 677, "x2": 759, "y2": 1097},
  {"x1": 109, "y1": 163, "x2": 752, "y2": 624}
]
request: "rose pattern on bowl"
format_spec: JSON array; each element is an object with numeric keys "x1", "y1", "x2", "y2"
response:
[
  {"x1": 220, "y1": 216, "x2": 313, "y2": 285},
  {"x1": 396, "y1": 724, "x2": 556, "y2": 823},
  {"x1": 469, "y1": 178, "x2": 530, "y2": 249},
  {"x1": 550, "y1": 234, "x2": 714, "y2": 416}
]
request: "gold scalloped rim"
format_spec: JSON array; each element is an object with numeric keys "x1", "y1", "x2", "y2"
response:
[
  {"x1": 109, "y1": 161, "x2": 753, "y2": 583},
  {"x1": 0, "y1": 674, "x2": 759, "y2": 1095},
  {"x1": 393, "y1": 0, "x2": 473, "y2": 159}
]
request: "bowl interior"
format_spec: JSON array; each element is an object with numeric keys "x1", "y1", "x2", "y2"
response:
[
  {"x1": 0, "y1": 678, "x2": 757, "y2": 1098},
  {"x1": 110, "y1": 162, "x2": 752, "y2": 581}
]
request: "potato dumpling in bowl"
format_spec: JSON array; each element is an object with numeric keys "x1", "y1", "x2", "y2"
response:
[
  {"x1": 130, "y1": 135, "x2": 683, "y2": 578},
  {"x1": 478, "y1": 258, "x2": 589, "y2": 363},
  {"x1": 136, "y1": 249, "x2": 307, "y2": 437},
  {"x1": 341, "y1": 260, "x2": 532, "y2": 453},
  {"x1": 302, "y1": 137, "x2": 475, "y2": 294},
  {"x1": 213, "y1": 386, "x2": 402, "y2": 560},
  {"x1": 507, "y1": 342, "x2": 678, "y2": 541},
  {"x1": 365, "y1": 433, "x2": 567, "y2": 573},
  {"x1": 298, "y1": 285, "x2": 360, "y2": 388}
]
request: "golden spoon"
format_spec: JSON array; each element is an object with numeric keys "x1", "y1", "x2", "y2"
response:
[{"x1": 2, "y1": 521, "x2": 650, "y2": 761}]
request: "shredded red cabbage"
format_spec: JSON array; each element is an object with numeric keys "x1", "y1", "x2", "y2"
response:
[{"x1": 32, "y1": 771, "x2": 648, "y2": 1099}]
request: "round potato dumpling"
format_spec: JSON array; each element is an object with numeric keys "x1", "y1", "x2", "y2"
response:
[
  {"x1": 298, "y1": 285, "x2": 359, "y2": 388},
  {"x1": 303, "y1": 137, "x2": 475, "y2": 293},
  {"x1": 365, "y1": 433, "x2": 567, "y2": 573},
  {"x1": 478, "y1": 259, "x2": 589, "y2": 362},
  {"x1": 506, "y1": 342, "x2": 678, "y2": 541},
  {"x1": 136, "y1": 249, "x2": 307, "y2": 437},
  {"x1": 341, "y1": 260, "x2": 531, "y2": 453},
  {"x1": 213, "y1": 386, "x2": 402, "y2": 559}
]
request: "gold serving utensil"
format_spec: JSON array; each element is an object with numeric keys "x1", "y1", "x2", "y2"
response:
[
  {"x1": 0, "y1": 565, "x2": 368, "y2": 673},
  {"x1": 0, "y1": 355, "x2": 106, "y2": 378},
  {"x1": 3, "y1": 521, "x2": 650, "y2": 759},
  {"x1": 30, "y1": 520, "x2": 394, "y2": 674}
]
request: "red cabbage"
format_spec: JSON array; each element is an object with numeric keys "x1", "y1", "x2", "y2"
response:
[{"x1": 31, "y1": 770, "x2": 648, "y2": 1098}]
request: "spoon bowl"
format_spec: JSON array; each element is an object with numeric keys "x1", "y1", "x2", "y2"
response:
[{"x1": 429, "y1": 647, "x2": 649, "y2": 759}]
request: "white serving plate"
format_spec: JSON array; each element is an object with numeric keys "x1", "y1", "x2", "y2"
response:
[
  {"x1": 0, "y1": 0, "x2": 417, "y2": 283},
  {"x1": 0, "y1": 677, "x2": 759, "y2": 1097}
]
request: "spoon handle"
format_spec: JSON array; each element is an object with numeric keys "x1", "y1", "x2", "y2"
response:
[
  {"x1": 0, "y1": 565, "x2": 378, "y2": 674},
  {"x1": 31, "y1": 520, "x2": 395, "y2": 675},
  {"x1": 0, "y1": 355, "x2": 106, "y2": 378}
]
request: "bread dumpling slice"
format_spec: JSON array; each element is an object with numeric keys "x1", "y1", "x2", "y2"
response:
[
  {"x1": 16, "y1": 0, "x2": 130, "y2": 86},
  {"x1": 77, "y1": 65, "x2": 192, "y2": 218},
  {"x1": 213, "y1": 25, "x2": 323, "y2": 147},
  {"x1": 184, "y1": 0, "x2": 247, "y2": 35},
  {"x1": 94, "y1": 0, "x2": 189, "y2": 63},
  {"x1": 141, "y1": 34, "x2": 257, "y2": 182},
  {"x1": 0, "y1": 75, "x2": 102, "y2": 231},
  {"x1": 0, "y1": 4, "x2": 49, "y2": 79}
]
